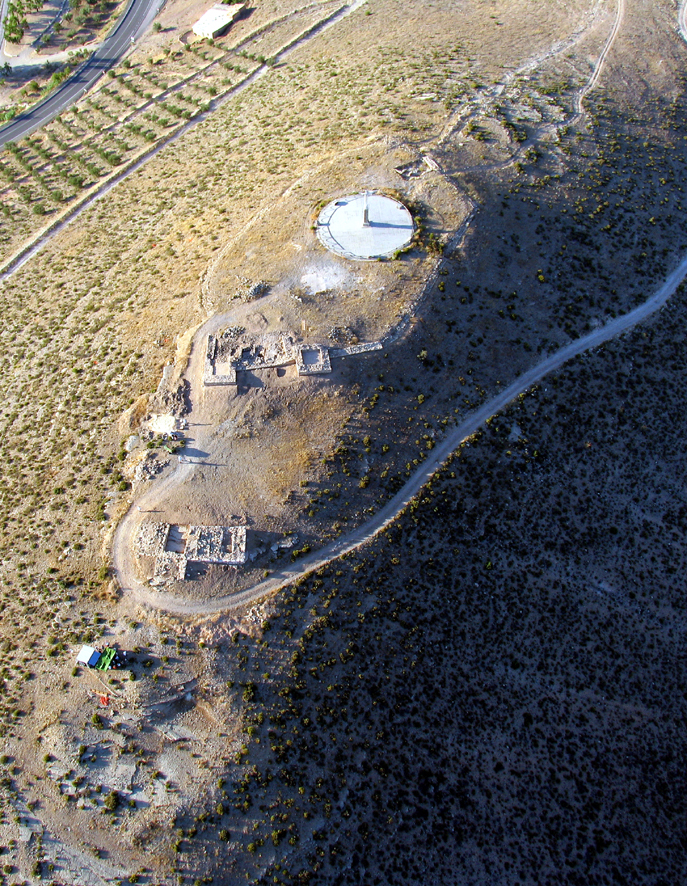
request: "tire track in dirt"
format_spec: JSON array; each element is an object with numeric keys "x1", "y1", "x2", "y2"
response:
[
  {"x1": 0, "y1": 0, "x2": 368, "y2": 280},
  {"x1": 117, "y1": 248, "x2": 687, "y2": 616},
  {"x1": 116, "y1": 0, "x2": 649, "y2": 618}
]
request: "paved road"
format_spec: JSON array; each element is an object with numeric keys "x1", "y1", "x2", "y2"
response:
[
  {"x1": 0, "y1": 0, "x2": 162, "y2": 148},
  {"x1": 0, "y1": 0, "x2": 10, "y2": 52},
  {"x1": 0, "y1": 0, "x2": 369, "y2": 280}
]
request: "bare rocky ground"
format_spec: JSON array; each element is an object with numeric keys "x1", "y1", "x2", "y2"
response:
[{"x1": 1, "y1": 0, "x2": 687, "y2": 883}]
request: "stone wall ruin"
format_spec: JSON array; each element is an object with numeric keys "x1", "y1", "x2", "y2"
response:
[
  {"x1": 135, "y1": 521, "x2": 247, "y2": 586},
  {"x1": 203, "y1": 328, "x2": 382, "y2": 387}
]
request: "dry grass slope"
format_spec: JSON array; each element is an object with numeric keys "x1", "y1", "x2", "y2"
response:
[{"x1": 1, "y1": 0, "x2": 687, "y2": 882}]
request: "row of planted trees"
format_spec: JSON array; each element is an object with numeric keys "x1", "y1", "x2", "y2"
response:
[{"x1": 4, "y1": 0, "x2": 44, "y2": 43}]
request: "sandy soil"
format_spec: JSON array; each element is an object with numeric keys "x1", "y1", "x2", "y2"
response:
[{"x1": 3, "y1": 0, "x2": 687, "y2": 883}]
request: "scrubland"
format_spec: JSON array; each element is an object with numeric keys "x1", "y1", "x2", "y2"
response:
[
  {"x1": 183, "y1": 281, "x2": 687, "y2": 886},
  {"x1": 1, "y1": 0, "x2": 687, "y2": 882}
]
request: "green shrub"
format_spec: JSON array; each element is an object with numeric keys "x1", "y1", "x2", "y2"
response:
[{"x1": 103, "y1": 790, "x2": 119, "y2": 811}]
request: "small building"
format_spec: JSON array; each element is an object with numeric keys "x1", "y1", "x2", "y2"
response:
[
  {"x1": 77, "y1": 646, "x2": 101, "y2": 668},
  {"x1": 192, "y1": 3, "x2": 244, "y2": 40}
]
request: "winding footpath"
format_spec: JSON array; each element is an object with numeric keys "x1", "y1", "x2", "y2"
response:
[
  {"x1": 115, "y1": 0, "x2": 669, "y2": 617},
  {"x1": 573, "y1": 0, "x2": 625, "y2": 120},
  {"x1": 115, "y1": 250, "x2": 687, "y2": 616},
  {"x1": 4, "y1": 0, "x2": 678, "y2": 618},
  {"x1": 1, "y1": 0, "x2": 617, "y2": 281}
]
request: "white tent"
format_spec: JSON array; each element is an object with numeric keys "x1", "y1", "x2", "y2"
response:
[{"x1": 76, "y1": 646, "x2": 101, "y2": 667}]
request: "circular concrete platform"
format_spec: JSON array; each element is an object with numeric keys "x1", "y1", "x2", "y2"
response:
[{"x1": 316, "y1": 192, "x2": 414, "y2": 260}]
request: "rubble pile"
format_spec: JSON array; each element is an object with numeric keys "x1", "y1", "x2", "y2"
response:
[
  {"x1": 135, "y1": 521, "x2": 169, "y2": 557},
  {"x1": 134, "y1": 455, "x2": 168, "y2": 484},
  {"x1": 327, "y1": 325, "x2": 357, "y2": 344}
]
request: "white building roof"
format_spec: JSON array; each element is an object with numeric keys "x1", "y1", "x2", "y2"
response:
[{"x1": 192, "y1": 3, "x2": 244, "y2": 39}]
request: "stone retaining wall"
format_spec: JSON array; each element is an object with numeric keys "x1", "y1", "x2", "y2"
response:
[{"x1": 330, "y1": 341, "x2": 383, "y2": 358}]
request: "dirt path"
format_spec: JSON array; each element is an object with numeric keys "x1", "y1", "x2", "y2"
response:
[
  {"x1": 435, "y1": 0, "x2": 610, "y2": 149},
  {"x1": 573, "y1": 0, "x2": 625, "y2": 120},
  {"x1": 112, "y1": 0, "x2": 648, "y2": 618},
  {"x1": 115, "y1": 247, "x2": 687, "y2": 616},
  {"x1": 112, "y1": 310, "x2": 240, "y2": 596},
  {"x1": 112, "y1": 0, "x2": 637, "y2": 617},
  {"x1": 1, "y1": 0, "x2": 615, "y2": 281},
  {"x1": 429, "y1": 0, "x2": 623, "y2": 186},
  {"x1": 0, "y1": 0, "x2": 367, "y2": 279}
]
